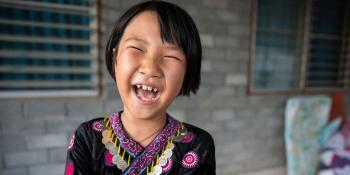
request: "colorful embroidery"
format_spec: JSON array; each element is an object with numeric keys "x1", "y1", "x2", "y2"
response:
[
  {"x1": 68, "y1": 134, "x2": 75, "y2": 150},
  {"x1": 182, "y1": 151, "x2": 199, "y2": 168},
  {"x1": 182, "y1": 131, "x2": 195, "y2": 143},
  {"x1": 104, "y1": 151, "x2": 114, "y2": 166},
  {"x1": 65, "y1": 161, "x2": 74, "y2": 175},
  {"x1": 110, "y1": 112, "x2": 143, "y2": 157},
  {"x1": 105, "y1": 112, "x2": 182, "y2": 174},
  {"x1": 123, "y1": 114, "x2": 181, "y2": 175},
  {"x1": 91, "y1": 120, "x2": 103, "y2": 132},
  {"x1": 162, "y1": 157, "x2": 173, "y2": 173}
]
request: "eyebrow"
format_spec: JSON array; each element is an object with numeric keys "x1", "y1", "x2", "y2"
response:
[{"x1": 125, "y1": 37, "x2": 149, "y2": 45}]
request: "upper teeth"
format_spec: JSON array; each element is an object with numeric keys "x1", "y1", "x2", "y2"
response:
[{"x1": 136, "y1": 84, "x2": 158, "y2": 92}]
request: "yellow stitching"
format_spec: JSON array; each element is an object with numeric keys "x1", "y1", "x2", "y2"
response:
[
  {"x1": 106, "y1": 118, "x2": 110, "y2": 127},
  {"x1": 109, "y1": 128, "x2": 113, "y2": 137},
  {"x1": 122, "y1": 150, "x2": 125, "y2": 159},
  {"x1": 151, "y1": 160, "x2": 154, "y2": 172}
]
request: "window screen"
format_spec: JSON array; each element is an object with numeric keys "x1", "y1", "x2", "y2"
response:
[
  {"x1": 0, "y1": 0, "x2": 100, "y2": 97},
  {"x1": 253, "y1": 0, "x2": 303, "y2": 90},
  {"x1": 250, "y1": 0, "x2": 350, "y2": 93},
  {"x1": 307, "y1": 0, "x2": 348, "y2": 88}
]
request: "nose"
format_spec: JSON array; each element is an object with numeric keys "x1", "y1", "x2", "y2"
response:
[{"x1": 138, "y1": 56, "x2": 162, "y2": 78}]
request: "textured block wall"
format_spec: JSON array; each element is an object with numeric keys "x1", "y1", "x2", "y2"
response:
[{"x1": 0, "y1": 0, "x2": 289, "y2": 174}]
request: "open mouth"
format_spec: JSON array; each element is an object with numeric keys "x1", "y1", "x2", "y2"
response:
[{"x1": 132, "y1": 84, "x2": 160, "y2": 103}]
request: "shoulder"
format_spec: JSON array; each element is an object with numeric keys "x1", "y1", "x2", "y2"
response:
[
  {"x1": 74, "y1": 117, "x2": 106, "y2": 137},
  {"x1": 78, "y1": 117, "x2": 105, "y2": 129},
  {"x1": 183, "y1": 123, "x2": 214, "y2": 140},
  {"x1": 69, "y1": 117, "x2": 106, "y2": 151},
  {"x1": 181, "y1": 122, "x2": 215, "y2": 146}
]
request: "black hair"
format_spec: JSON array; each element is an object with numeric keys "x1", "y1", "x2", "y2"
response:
[{"x1": 105, "y1": 0, "x2": 202, "y2": 96}]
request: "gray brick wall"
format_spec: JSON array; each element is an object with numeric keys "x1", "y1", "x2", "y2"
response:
[{"x1": 1, "y1": 0, "x2": 349, "y2": 175}]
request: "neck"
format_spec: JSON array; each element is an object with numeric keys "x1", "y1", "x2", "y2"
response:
[{"x1": 120, "y1": 110, "x2": 166, "y2": 147}]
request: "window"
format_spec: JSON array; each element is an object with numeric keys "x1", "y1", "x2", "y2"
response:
[
  {"x1": 249, "y1": 0, "x2": 350, "y2": 94},
  {"x1": 0, "y1": 0, "x2": 101, "y2": 98}
]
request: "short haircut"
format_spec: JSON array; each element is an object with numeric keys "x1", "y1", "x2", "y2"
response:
[{"x1": 105, "y1": 1, "x2": 202, "y2": 96}]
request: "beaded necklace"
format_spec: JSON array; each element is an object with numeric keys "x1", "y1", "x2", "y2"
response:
[{"x1": 101, "y1": 115, "x2": 187, "y2": 175}]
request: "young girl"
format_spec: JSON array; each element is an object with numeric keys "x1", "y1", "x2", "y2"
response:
[{"x1": 65, "y1": 1, "x2": 216, "y2": 175}]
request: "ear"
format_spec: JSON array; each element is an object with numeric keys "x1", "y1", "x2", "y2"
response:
[
  {"x1": 112, "y1": 48, "x2": 118, "y2": 80},
  {"x1": 112, "y1": 48, "x2": 118, "y2": 65}
]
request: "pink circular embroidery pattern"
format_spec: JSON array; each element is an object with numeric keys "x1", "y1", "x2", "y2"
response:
[
  {"x1": 65, "y1": 162, "x2": 74, "y2": 175},
  {"x1": 68, "y1": 134, "x2": 75, "y2": 150},
  {"x1": 104, "y1": 151, "x2": 114, "y2": 166},
  {"x1": 161, "y1": 157, "x2": 173, "y2": 173},
  {"x1": 91, "y1": 121, "x2": 102, "y2": 132},
  {"x1": 182, "y1": 132, "x2": 194, "y2": 143},
  {"x1": 181, "y1": 151, "x2": 199, "y2": 168}
]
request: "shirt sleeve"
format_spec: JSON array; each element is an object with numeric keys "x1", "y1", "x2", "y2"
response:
[
  {"x1": 179, "y1": 134, "x2": 216, "y2": 175},
  {"x1": 65, "y1": 122, "x2": 94, "y2": 175}
]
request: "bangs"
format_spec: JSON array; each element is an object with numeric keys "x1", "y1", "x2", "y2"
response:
[{"x1": 157, "y1": 7, "x2": 181, "y2": 48}]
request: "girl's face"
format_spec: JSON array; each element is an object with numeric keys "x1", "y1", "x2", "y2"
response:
[{"x1": 114, "y1": 11, "x2": 186, "y2": 120}]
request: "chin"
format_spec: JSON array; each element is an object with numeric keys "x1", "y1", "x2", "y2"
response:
[{"x1": 130, "y1": 108, "x2": 166, "y2": 120}]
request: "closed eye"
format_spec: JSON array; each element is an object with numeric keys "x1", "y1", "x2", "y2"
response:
[
  {"x1": 129, "y1": 46, "x2": 143, "y2": 52},
  {"x1": 164, "y1": 56, "x2": 182, "y2": 62}
]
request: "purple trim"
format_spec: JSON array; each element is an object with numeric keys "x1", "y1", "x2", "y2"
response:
[
  {"x1": 109, "y1": 112, "x2": 143, "y2": 157},
  {"x1": 123, "y1": 114, "x2": 181, "y2": 175}
]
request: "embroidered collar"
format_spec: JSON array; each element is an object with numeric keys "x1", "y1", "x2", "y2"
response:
[
  {"x1": 109, "y1": 112, "x2": 144, "y2": 157},
  {"x1": 108, "y1": 111, "x2": 181, "y2": 174}
]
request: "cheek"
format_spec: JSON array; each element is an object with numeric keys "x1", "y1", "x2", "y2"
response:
[
  {"x1": 115, "y1": 54, "x2": 138, "y2": 85},
  {"x1": 166, "y1": 64, "x2": 186, "y2": 90}
]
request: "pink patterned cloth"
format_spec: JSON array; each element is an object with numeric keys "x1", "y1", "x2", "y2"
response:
[{"x1": 65, "y1": 162, "x2": 74, "y2": 175}]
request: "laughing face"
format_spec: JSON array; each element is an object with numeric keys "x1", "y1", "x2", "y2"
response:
[{"x1": 114, "y1": 11, "x2": 186, "y2": 121}]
